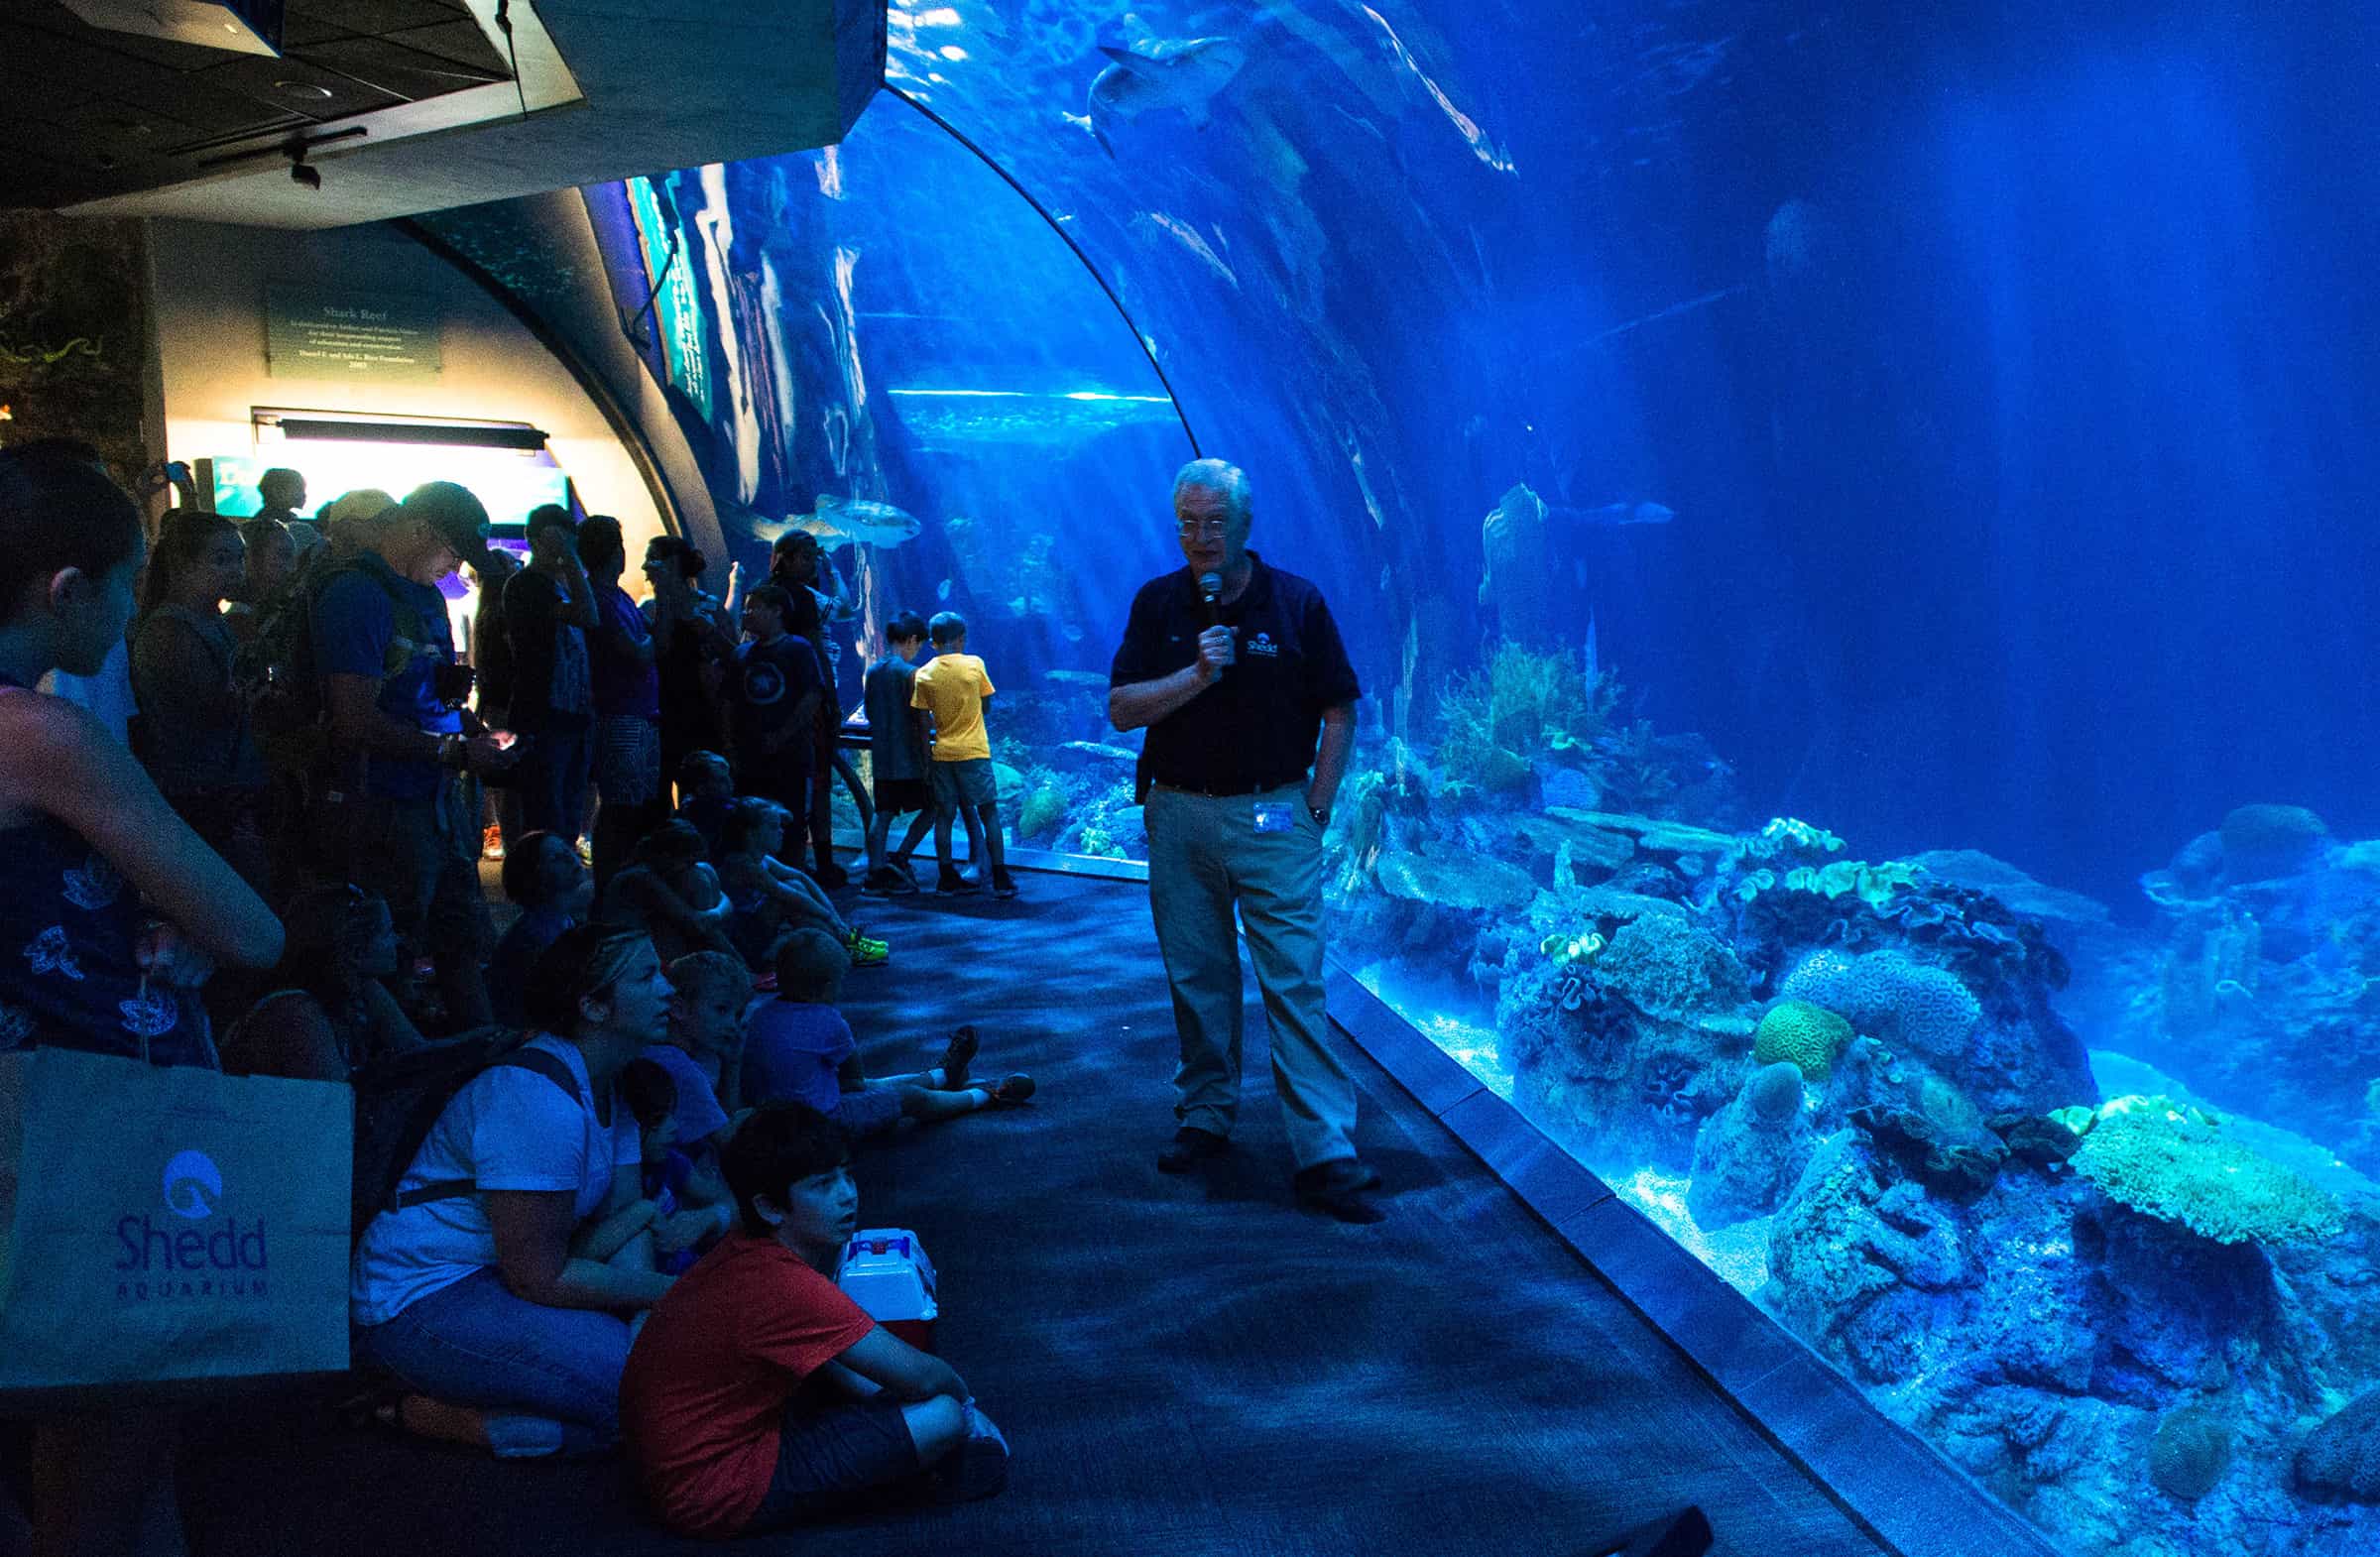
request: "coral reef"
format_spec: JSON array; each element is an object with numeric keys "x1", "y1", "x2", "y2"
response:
[
  {"x1": 2219, "y1": 803, "x2": 2334, "y2": 884},
  {"x1": 2069, "y1": 1103, "x2": 2343, "y2": 1247},
  {"x1": 1780, "y1": 949, "x2": 1980, "y2": 1065},
  {"x1": 1592, "y1": 916, "x2": 1748, "y2": 1020},
  {"x1": 2149, "y1": 1405, "x2": 2233, "y2": 1502},
  {"x1": 2298, "y1": 1388, "x2": 2380, "y2": 1503},
  {"x1": 2103, "y1": 818, "x2": 2380, "y2": 1165},
  {"x1": 1752, "y1": 1000, "x2": 1851, "y2": 1078},
  {"x1": 1765, "y1": 1125, "x2": 2380, "y2": 1556},
  {"x1": 1687, "y1": 1061, "x2": 1814, "y2": 1227},
  {"x1": 1435, "y1": 641, "x2": 1618, "y2": 795}
]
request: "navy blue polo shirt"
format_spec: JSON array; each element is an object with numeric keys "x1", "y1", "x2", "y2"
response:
[{"x1": 1110, "y1": 552, "x2": 1361, "y2": 794}]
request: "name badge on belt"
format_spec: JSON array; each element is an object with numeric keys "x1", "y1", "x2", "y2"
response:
[{"x1": 1252, "y1": 800, "x2": 1298, "y2": 834}]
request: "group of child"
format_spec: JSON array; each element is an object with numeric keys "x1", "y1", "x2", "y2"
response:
[
  {"x1": 854, "y1": 610, "x2": 1018, "y2": 900},
  {"x1": 619, "y1": 939, "x2": 1032, "y2": 1532}
]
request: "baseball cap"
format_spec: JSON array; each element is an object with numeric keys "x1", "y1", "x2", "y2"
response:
[{"x1": 398, "y1": 481, "x2": 494, "y2": 571}]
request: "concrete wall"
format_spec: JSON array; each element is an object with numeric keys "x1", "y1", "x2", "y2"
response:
[{"x1": 148, "y1": 215, "x2": 663, "y2": 562}]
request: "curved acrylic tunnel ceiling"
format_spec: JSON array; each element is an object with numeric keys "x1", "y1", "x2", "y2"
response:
[
  {"x1": 865, "y1": 0, "x2": 1752, "y2": 733},
  {"x1": 598, "y1": 0, "x2": 2380, "y2": 900},
  {"x1": 607, "y1": 97, "x2": 1195, "y2": 669}
]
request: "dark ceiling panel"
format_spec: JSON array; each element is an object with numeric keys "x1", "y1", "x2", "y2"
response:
[
  {"x1": 383, "y1": 18, "x2": 510, "y2": 75},
  {"x1": 3, "y1": 0, "x2": 521, "y2": 208},
  {"x1": 288, "y1": 0, "x2": 478, "y2": 35},
  {"x1": 199, "y1": 52, "x2": 409, "y2": 122},
  {"x1": 2, "y1": 22, "x2": 287, "y2": 137},
  {"x1": 0, "y1": 116, "x2": 115, "y2": 178},
  {"x1": 41, "y1": 22, "x2": 230, "y2": 71},
  {"x1": 302, "y1": 36, "x2": 507, "y2": 100}
]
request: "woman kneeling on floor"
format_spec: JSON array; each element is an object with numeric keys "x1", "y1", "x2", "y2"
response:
[
  {"x1": 350, "y1": 925, "x2": 678, "y2": 1455},
  {"x1": 622, "y1": 1102, "x2": 1009, "y2": 1537}
]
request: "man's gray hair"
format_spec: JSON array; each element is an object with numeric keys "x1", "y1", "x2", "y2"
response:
[{"x1": 1171, "y1": 458, "x2": 1251, "y2": 527}]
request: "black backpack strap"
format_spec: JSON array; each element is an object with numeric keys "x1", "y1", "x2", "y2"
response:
[{"x1": 390, "y1": 1047, "x2": 585, "y2": 1211}]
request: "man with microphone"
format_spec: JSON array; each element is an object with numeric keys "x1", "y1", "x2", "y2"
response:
[{"x1": 1107, "y1": 459, "x2": 1377, "y2": 1222}]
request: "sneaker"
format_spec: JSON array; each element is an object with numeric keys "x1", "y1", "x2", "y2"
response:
[
  {"x1": 574, "y1": 835, "x2": 594, "y2": 868},
  {"x1": 844, "y1": 930, "x2": 890, "y2": 968},
  {"x1": 480, "y1": 825, "x2": 506, "y2": 862},
  {"x1": 1293, "y1": 1159, "x2": 1386, "y2": 1224},
  {"x1": 860, "y1": 866, "x2": 908, "y2": 898},
  {"x1": 930, "y1": 1401, "x2": 1010, "y2": 1503},
  {"x1": 936, "y1": 1025, "x2": 979, "y2": 1091},
  {"x1": 885, "y1": 859, "x2": 922, "y2": 895},
  {"x1": 983, "y1": 1073, "x2": 1036, "y2": 1108},
  {"x1": 936, "y1": 869, "x2": 980, "y2": 897},
  {"x1": 991, "y1": 872, "x2": 1020, "y2": 899},
  {"x1": 1155, "y1": 1126, "x2": 1227, "y2": 1174},
  {"x1": 813, "y1": 861, "x2": 851, "y2": 889}
]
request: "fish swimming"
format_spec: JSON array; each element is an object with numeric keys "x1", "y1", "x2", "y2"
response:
[
  {"x1": 937, "y1": 578, "x2": 953, "y2": 602},
  {"x1": 1569, "y1": 500, "x2": 1676, "y2": 527},
  {"x1": 753, "y1": 493, "x2": 923, "y2": 550},
  {"x1": 1083, "y1": 13, "x2": 1249, "y2": 157}
]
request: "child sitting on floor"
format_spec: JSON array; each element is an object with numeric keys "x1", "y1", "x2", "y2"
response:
[
  {"x1": 619, "y1": 1057, "x2": 715, "y2": 1275},
  {"x1": 741, "y1": 929, "x2": 1034, "y2": 1139},
  {"x1": 672, "y1": 750, "x2": 735, "y2": 857},
  {"x1": 714, "y1": 797, "x2": 887, "y2": 971},
  {"x1": 620, "y1": 1102, "x2": 1010, "y2": 1538}
]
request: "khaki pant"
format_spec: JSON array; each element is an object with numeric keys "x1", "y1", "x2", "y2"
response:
[{"x1": 1145, "y1": 782, "x2": 1357, "y2": 1169}]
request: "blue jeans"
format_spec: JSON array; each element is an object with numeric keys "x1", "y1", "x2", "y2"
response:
[{"x1": 357, "y1": 1267, "x2": 631, "y2": 1458}]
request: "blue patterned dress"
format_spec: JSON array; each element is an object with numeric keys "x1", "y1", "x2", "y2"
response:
[{"x1": 0, "y1": 681, "x2": 212, "y2": 1068}]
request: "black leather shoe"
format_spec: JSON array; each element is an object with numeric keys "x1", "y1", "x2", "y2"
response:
[
  {"x1": 1294, "y1": 1159, "x2": 1386, "y2": 1223},
  {"x1": 1156, "y1": 1126, "x2": 1228, "y2": 1174}
]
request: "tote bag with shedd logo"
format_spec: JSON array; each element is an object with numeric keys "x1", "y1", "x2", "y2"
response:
[{"x1": 0, "y1": 1047, "x2": 351, "y2": 1395}]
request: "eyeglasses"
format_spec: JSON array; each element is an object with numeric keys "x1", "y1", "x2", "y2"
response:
[{"x1": 1175, "y1": 519, "x2": 1232, "y2": 539}]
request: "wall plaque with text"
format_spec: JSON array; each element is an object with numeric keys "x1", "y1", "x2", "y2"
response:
[{"x1": 265, "y1": 287, "x2": 441, "y2": 383}]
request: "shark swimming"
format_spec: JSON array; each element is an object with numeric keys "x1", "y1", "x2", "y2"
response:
[
  {"x1": 1069, "y1": 13, "x2": 1249, "y2": 158},
  {"x1": 753, "y1": 493, "x2": 924, "y2": 550}
]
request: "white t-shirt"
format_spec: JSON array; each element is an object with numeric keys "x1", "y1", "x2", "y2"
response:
[{"x1": 351, "y1": 1035, "x2": 642, "y2": 1326}]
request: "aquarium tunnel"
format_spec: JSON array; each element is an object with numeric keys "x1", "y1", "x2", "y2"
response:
[
  {"x1": 9, "y1": 0, "x2": 2380, "y2": 1551},
  {"x1": 542, "y1": 13, "x2": 2380, "y2": 1551}
]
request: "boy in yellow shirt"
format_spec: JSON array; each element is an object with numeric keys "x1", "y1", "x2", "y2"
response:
[{"x1": 909, "y1": 612, "x2": 1015, "y2": 898}]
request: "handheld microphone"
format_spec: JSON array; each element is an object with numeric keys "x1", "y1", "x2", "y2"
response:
[{"x1": 1197, "y1": 570, "x2": 1226, "y2": 677}]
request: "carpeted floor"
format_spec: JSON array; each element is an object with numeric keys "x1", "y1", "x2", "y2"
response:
[{"x1": 181, "y1": 868, "x2": 1888, "y2": 1557}]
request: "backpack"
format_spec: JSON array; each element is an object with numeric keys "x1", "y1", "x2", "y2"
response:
[
  {"x1": 348, "y1": 1029, "x2": 582, "y2": 1243},
  {"x1": 246, "y1": 557, "x2": 434, "y2": 773}
]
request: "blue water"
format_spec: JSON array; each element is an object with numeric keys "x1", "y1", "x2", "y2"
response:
[{"x1": 582, "y1": 4, "x2": 2380, "y2": 1551}]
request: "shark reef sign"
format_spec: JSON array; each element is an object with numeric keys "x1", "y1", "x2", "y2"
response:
[{"x1": 266, "y1": 287, "x2": 442, "y2": 384}]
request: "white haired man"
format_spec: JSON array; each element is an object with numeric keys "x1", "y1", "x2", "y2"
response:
[{"x1": 1107, "y1": 459, "x2": 1377, "y2": 1222}]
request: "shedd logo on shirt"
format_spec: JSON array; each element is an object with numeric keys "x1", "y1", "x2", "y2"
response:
[
  {"x1": 114, "y1": 1146, "x2": 268, "y2": 1301},
  {"x1": 1247, "y1": 632, "x2": 1280, "y2": 659}
]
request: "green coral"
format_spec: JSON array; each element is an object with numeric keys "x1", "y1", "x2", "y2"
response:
[
  {"x1": 1753, "y1": 1000, "x2": 1853, "y2": 1079},
  {"x1": 1017, "y1": 782, "x2": 1070, "y2": 841},
  {"x1": 2049, "y1": 1105, "x2": 2097, "y2": 1138},
  {"x1": 2071, "y1": 1104, "x2": 2342, "y2": 1245},
  {"x1": 1436, "y1": 641, "x2": 1618, "y2": 792},
  {"x1": 1744, "y1": 816, "x2": 1846, "y2": 858},
  {"x1": 1730, "y1": 857, "x2": 1920, "y2": 911},
  {"x1": 1538, "y1": 930, "x2": 1606, "y2": 966}
]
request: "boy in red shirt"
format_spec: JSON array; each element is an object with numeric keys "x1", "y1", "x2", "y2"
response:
[{"x1": 620, "y1": 1102, "x2": 1010, "y2": 1536}]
